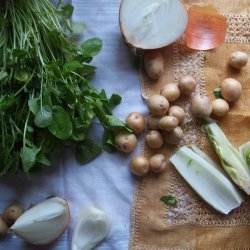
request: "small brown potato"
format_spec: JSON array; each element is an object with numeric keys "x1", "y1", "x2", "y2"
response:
[
  {"x1": 0, "y1": 215, "x2": 9, "y2": 237},
  {"x1": 130, "y1": 156, "x2": 149, "y2": 176},
  {"x1": 114, "y1": 132, "x2": 137, "y2": 153},
  {"x1": 221, "y1": 78, "x2": 242, "y2": 103},
  {"x1": 147, "y1": 115, "x2": 160, "y2": 129},
  {"x1": 168, "y1": 106, "x2": 186, "y2": 123},
  {"x1": 2, "y1": 203, "x2": 23, "y2": 226},
  {"x1": 229, "y1": 51, "x2": 248, "y2": 69},
  {"x1": 145, "y1": 130, "x2": 164, "y2": 149},
  {"x1": 191, "y1": 95, "x2": 212, "y2": 118},
  {"x1": 160, "y1": 83, "x2": 180, "y2": 102},
  {"x1": 159, "y1": 116, "x2": 178, "y2": 131},
  {"x1": 125, "y1": 112, "x2": 145, "y2": 134},
  {"x1": 147, "y1": 95, "x2": 169, "y2": 116},
  {"x1": 178, "y1": 75, "x2": 196, "y2": 96},
  {"x1": 144, "y1": 50, "x2": 164, "y2": 80},
  {"x1": 212, "y1": 99, "x2": 230, "y2": 117},
  {"x1": 149, "y1": 154, "x2": 167, "y2": 173},
  {"x1": 162, "y1": 126, "x2": 184, "y2": 145}
]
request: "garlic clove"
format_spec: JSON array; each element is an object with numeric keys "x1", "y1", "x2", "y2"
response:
[
  {"x1": 10, "y1": 197, "x2": 70, "y2": 245},
  {"x1": 71, "y1": 207, "x2": 112, "y2": 250}
]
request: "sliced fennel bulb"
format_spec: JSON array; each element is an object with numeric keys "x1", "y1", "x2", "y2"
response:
[
  {"x1": 205, "y1": 123, "x2": 250, "y2": 195},
  {"x1": 170, "y1": 146, "x2": 243, "y2": 214},
  {"x1": 239, "y1": 141, "x2": 250, "y2": 167}
]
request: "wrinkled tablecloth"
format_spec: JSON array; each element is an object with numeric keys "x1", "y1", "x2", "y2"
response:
[{"x1": 0, "y1": 1, "x2": 145, "y2": 249}]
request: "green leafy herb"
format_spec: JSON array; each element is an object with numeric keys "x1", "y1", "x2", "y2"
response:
[
  {"x1": 160, "y1": 195, "x2": 178, "y2": 205},
  {"x1": 0, "y1": 0, "x2": 129, "y2": 176},
  {"x1": 213, "y1": 87, "x2": 222, "y2": 99}
]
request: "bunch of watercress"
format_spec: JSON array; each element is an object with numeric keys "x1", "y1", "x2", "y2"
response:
[{"x1": 0, "y1": 0, "x2": 130, "y2": 175}]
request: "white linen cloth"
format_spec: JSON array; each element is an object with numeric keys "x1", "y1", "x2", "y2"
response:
[{"x1": 0, "y1": 0, "x2": 147, "y2": 249}]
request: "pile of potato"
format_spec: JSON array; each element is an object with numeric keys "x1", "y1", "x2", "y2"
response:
[
  {"x1": 115, "y1": 50, "x2": 248, "y2": 177},
  {"x1": 0, "y1": 203, "x2": 23, "y2": 237}
]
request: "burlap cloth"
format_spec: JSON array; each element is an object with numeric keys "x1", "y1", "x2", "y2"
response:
[{"x1": 129, "y1": 0, "x2": 250, "y2": 249}]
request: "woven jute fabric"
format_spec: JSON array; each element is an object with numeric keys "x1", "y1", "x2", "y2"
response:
[{"x1": 129, "y1": 1, "x2": 250, "y2": 249}]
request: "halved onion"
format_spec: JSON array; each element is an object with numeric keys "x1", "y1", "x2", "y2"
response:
[{"x1": 119, "y1": 0, "x2": 188, "y2": 49}]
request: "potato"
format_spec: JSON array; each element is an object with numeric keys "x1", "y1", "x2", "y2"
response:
[
  {"x1": 130, "y1": 156, "x2": 149, "y2": 176},
  {"x1": 0, "y1": 214, "x2": 9, "y2": 237},
  {"x1": 212, "y1": 99, "x2": 229, "y2": 117},
  {"x1": 159, "y1": 116, "x2": 178, "y2": 131},
  {"x1": 144, "y1": 50, "x2": 164, "y2": 80},
  {"x1": 125, "y1": 112, "x2": 145, "y2": 134},
  {"x1": 147, "y1": 95, "x2": 169, "y2": 116},
  {"x1": 229, "y1": 51, "x2": 248, "y2": 69},
  {"x1": 160, "y1": 83, "x2": 180, "y2": 102},
  {"x1": 178, "y1": 75, "x2": 196, "y2": 96},
  {"x1": 147, "y1": 115, "x2": 160, "y2": 129},
  {"x1": 168, "y1": 106, "x2": 186, "y2": 123},
  {"x1": 149, "y1": 154, "x2": 167, "y2": 173},
  {"x1": 2, "y1": 203, "x2": 23, "y2": 226},
  {"x1": 162, "y1": 126, "x2": 184, "y2": 145},
  {"x1": 191, "y1": 95, "x2": 212, "y2": 118},
  {"x1": 221, "y1": 78, "x2": 242, "y2": 103},
  {"x1": 145, "y1": 130, "x2": 163, "y2": 149},
  {"x1": 114, "y1": 132, "x2": 137, "y2": 153}
]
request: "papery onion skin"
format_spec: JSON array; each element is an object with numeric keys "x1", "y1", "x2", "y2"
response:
[{"x1": 185, "y1": 5, "x2": 227, "y2": 50}]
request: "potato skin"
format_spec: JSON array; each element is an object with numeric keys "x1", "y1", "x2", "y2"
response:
[
  {"x1": 191, "y1": 95, "x2": 212, "y2": 118},
  {"x1": 212, "y1": 99, "x2": 229, "y2": 117},
  {"x1": 229, "y1": 51, "x2": 248, "y2": 69},
  {"x1": 2, "y1": 204, "x2": 23, "y2": 226},
  {"x1": 144, "y1": 50, "x2": 164, "y2": 80},
  {"x1": 147, "y1": 95, "x2": 169, "y2": 116},
  {"x1": 130, "y1": 156, "x2": 149, "y2": 176},
  {"x1": 149, "y1": 154, "x2": 167, "y2": 173},
  {"x1": 221, "y1": 78, "x2": 242, "y2": 103},
  {"x1": 178, "y1": 75, "x2": 196, "y2": 96},
  {"x1": 159, "y1": 116, "x2": 178, "y2": 131},
  {"x1": 145, "y1": 130, "x2": 164, "y2": 149},
  {"x1": 168, "y1": 106, "x2": 186, "y2": 123},
  {"x1": 114, "y1": 132, "x2": 137, "y2": 153},
  {"x1": 162, "y1": 126, "x2": 184, "y2": 145},
  {"x1": 160, "y1": 83, "x2": 180, "y2": 102},
  {"x1": 0, "y1": 214, "x2": 9, "y2": 237},
  {"x1": 125, "y1": 112, "x2": 145, "y2": 134}
]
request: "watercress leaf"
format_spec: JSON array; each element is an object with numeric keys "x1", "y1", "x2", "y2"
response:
[
  {"x1": 34, "y1": 105, "x2": 53, "y2": 128},
  {"x1": 14, "y1": 69, "x2": 29, "y2": 82},
  {"x1": 106, "y1": 115, "x2": 133, "y2": 133},
  {"x1": 49, "y1": 106, "x2": 72, "y2": 139},
  {"x1": 213, "y1": 87, "x2": 222, "y2": 99},
  {"x1": 0, "y1": 94, "x2": 16, "y2": 112},
  {"x1": 160, "y1": 195, "x2": 178, "y2": 205},
  {"x1": 102, "y1": 129, "x2": 116, "y2": 153},
  {"x1": 81, "y1": 65, "x2": 96, "y2": 74},
  {"x1": 58, "y1": 4, "x2": 74, "y2": 19},
  {"x1": 63, "y1": 87, "x2": 76, "y2": 105},
  {"x1": 71, "y1": 118, "x2": 86, "y2": 141},
  {"x1": 37, "y1": 152, "x2": 51, "y2": 166},
  {"x1": 76, "y1": 139, "x2": 102, "y2": 164},
  {"x1": 20, "y1": 145, "x2": 40, "y2": 172},
  {"x1": 0, "y1": 71, "x2": 8, "y2": 81},
  {"x1": 109, "y1": 93, "x2": 122, "y2": 107},
  {"x1": 63, "y1": 61, "x2": 83, "y2": 74},
  {"x1": 12, "y1": 49, "x2": 28, "y2": 58},
  {"x1": 80, "y1": 38, "x2": 102, "y2": 57},
  {"x1": 28, "y1": 98, "x2": 40, "y2": 115}
]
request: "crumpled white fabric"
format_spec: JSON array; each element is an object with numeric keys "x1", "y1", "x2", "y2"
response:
[{"x1": 0, "y1": 0, "x2": 146, "y2": 249}]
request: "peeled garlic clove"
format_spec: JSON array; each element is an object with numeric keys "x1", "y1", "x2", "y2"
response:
[
  {"x1": 10, "y1": 197, "x2": 70, "y2": 245},
  {"x1": 71, "y1": 207, "x2": 112, "y2": 250}
]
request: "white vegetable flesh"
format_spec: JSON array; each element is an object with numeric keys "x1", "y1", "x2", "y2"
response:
[
  {"x1": 119, "y1": 0, "x2": 188, "y2": 49},
  {"x1": 205, "y1": 123, "x2": 250, "y2": 195},
  {"x1": 239, "y1": 141, "x2": 250, "y2": 168},
  {"x1": 11, "y1": 197, "x2": 70, "y2": 245},
  {"x1": 71, "y1": 207, "x2": 111, "y2": 250},
  {"x1": 170, "y1": 146, "x2": 243, "y2": 214}
]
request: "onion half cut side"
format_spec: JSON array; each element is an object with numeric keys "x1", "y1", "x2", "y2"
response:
[{"x1": 119, "y1": 0, "x2": 188, "y2": 50}]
